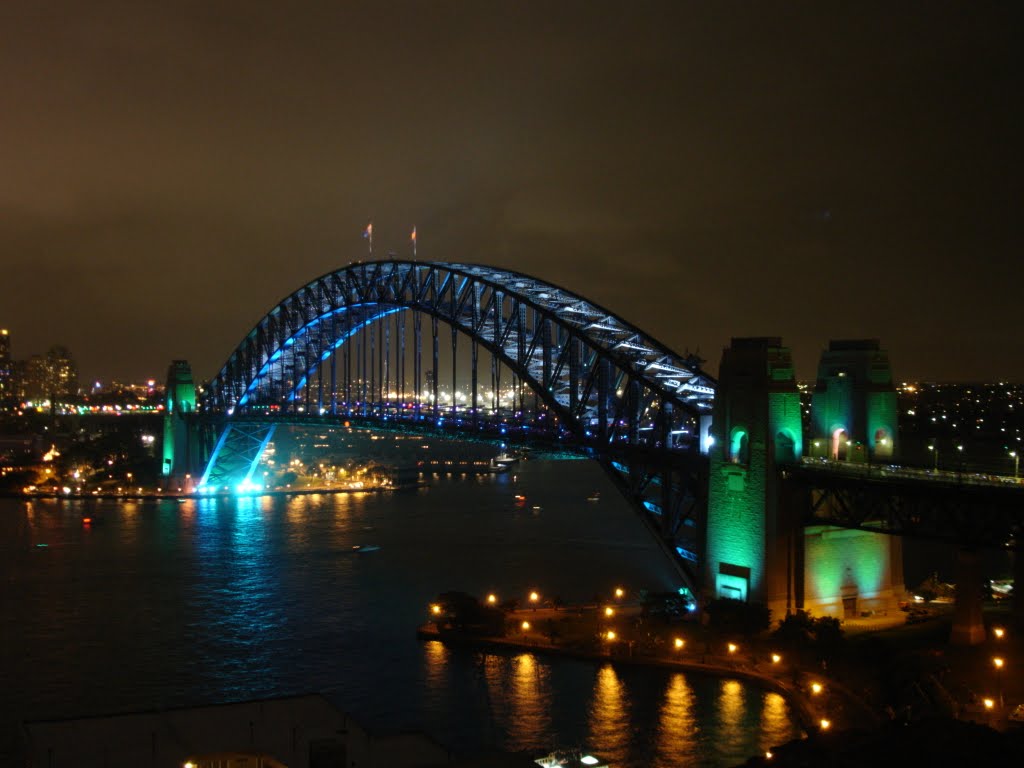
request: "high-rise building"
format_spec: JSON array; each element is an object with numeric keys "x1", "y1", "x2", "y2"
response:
[
  {"x1": 21, "y1": 345, "x2": 79, "y2": 402},
  {"x1": 0, "y1": 329, "x2": 11, "y2": 406}
]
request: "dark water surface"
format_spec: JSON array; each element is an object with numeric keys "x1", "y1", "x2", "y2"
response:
[{"x1": 0, "y1": 460, "x2": 799, "y2": 766}]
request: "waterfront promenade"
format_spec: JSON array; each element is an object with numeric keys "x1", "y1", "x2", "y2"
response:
[{"x1": 417, "y1": 605, "x2": 880, "y2": 736}]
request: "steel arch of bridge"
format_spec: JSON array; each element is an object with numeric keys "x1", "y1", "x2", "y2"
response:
[{"x1": 201, "y1": 260, "x2": 716, "y2": 577}]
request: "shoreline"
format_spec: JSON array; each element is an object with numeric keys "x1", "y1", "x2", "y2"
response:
[
  {"x1": 416, "y1": 623, "x2": 876, "y2": 735},
  {"x1": 3, "y1": 483, "x2": 425, "y2": 503}
]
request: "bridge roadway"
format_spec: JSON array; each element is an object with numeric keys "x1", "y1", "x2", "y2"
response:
[
  {"x1": 784, "y1": 457, "x2": 1024, "y2": 548},
  {"x1": 205, "y1": 405, "x2": 1024, "y2": 551}
]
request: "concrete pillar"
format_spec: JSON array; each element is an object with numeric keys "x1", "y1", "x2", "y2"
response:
[{"x1": 950, "y1": 547, "x2": 985, "y2": 646}]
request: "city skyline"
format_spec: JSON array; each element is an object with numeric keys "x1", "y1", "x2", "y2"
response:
[{"x1": 1, "y1": 3, "x2": 1019, "y2": 383}]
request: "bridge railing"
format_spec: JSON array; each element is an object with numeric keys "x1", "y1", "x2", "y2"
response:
[{"x1": 796, "y1": 456, "x2": 1024, "y2": 490}]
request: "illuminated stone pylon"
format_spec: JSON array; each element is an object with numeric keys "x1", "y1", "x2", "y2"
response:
[
  {"x1": 705, "y1": 337, "x2": 906, "y2": 623},
  {"x1": 803, "y1": 340, "x2": 904, "y2": 618},
  {"x1": 809, "y1": 340, "x2": 898, "y2": 462},
  {"x1": 704, "y1": 338, "x2": 803, "y2": 619},
  {"x1": 161, "y1": 360, "x2": 199, "y2": 482}
]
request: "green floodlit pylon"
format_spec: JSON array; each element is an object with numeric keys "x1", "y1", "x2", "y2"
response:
[
  {"x1": 810, "y1": 340, "x2": 898, "y2": 461},
  {"x1": 704, "y1": 338, "x2": 802, "y2": 617},
  {"x1": 803, "y1": 339, "x2": 904, "y2": 616},
  {"x1": 162, "y1": 360, "x2": 197, "y2": 477}
]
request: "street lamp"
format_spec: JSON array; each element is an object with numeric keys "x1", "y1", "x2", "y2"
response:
[
  {"x1": 727, "y1": 643, "x2": 738, "y2": 654},
  {"x1": 674, "y1": 637, "x2": 685, "y2": 650},
  {"x1": 928, "y1": 443, "x2": 938, "y2": 470},
  {"x1": 811, "y1": 682, "x2": 823, "y2": 695},
  {"x1": 993, "y1": 657, "x2": 1005, "y2": 707},
  {"x1": 604, "y1": 606, "x2": 615, "y2": 618},
  {"x1": 1010, "y1": 451, "x2": 1019, "y2": 479},
  {"x1": 993, "y1": 627, "x2": 1006, "y2": 640}
]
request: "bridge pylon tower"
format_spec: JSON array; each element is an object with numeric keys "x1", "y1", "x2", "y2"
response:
[
  {"x1": 705, "y1": 338, "x2": 907, "y2": 623},
  {"x1": 704, "y1": 338, "x2": 804, "y2": 619},
  {"x1": 161, "y1": 360, "x2": 205, "y2": 488},
  {"x1": 802, "y1": 340, "x2": 905, "y2": 619},
  {"x1": 809, "y1": 339, "x2": 898, "y2": 461}
]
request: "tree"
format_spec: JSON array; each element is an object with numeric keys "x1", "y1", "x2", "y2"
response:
[{"x1": 772, "y1": 610, "x2": 845, "y2": 659}]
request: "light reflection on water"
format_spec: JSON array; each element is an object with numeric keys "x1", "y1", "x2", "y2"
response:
[
  {"x1": 587, "y1": 664, "x2": 629, "y2": 766},
  {"x1": 654, "y1": 673, "x2": 697, "y2": 767},
  {"x1": 506, "y1": 653, "x2": 550, "y2": 753},
  {"x1": 1, "y1": 460, "x2": 800, "y2": 766}
]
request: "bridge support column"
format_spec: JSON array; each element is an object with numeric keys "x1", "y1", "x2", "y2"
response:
[
  {"x1": 951, "y1": 547, "x2": 985, "y2": 646},
  {"x1": 704, "y1": 338, "x2": 802, "y2": 618}
]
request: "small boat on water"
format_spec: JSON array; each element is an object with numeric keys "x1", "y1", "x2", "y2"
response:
[
  {"x1": 351, "y1": 544, "x2": 381, "y2": 553},
  {"x1": 489, "y1": 452, "x2": 518, "y2": 472},
  {"x1": 534, "y1": 750, "x2": 609, "y2": 767}
]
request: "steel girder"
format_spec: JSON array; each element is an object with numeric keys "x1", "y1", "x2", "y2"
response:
[
  {"x1": 203, "y1": 260, "x2": 715, "y2": 451},
  {"x1": 200, "y1": 260, "x2": 716, "y2": 580},
  {"x1": 198, "y1": 423, "x2": 277, "y2": 492},
  {"x1": 783, "y1": 465, "x2": 1024, "y2": 548}
]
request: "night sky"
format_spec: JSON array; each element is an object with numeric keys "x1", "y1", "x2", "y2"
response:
[{"x1": 2, "y1": 2, "x2": 1020, "y2": 384}]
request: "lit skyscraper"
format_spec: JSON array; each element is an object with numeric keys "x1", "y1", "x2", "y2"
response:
[
  {"x1": 0, "y1": 329, "x2": 10, "y2": 406},
  {"x1": 21, "y1": 345, "x2": 79, "y2": 402}
]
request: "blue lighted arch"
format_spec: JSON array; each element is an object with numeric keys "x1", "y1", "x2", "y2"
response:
[{"x1": 200, "y1": 260, "x2": 717, "y2": 581}]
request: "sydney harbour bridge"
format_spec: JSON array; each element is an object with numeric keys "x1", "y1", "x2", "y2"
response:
[{"x1": 164, "y1": 259, "x2": 1024, "y2": 644}]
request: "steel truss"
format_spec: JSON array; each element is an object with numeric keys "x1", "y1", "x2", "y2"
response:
[
  {"x1": 199, "y1": 423, "x2": 277, "y2": 492},
  {"x1": 201, "y1": 260, "x2": 717, "y2": 580},
  {"x1": 784, "y1": 467, "x2": 1024, "y2": 548}
]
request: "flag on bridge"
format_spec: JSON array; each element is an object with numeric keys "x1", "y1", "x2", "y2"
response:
[{"x1": 363, "y1": 222, "x2": 373, "y2": 258}]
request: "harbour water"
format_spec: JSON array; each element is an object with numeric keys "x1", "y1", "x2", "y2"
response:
[{"x1": 0, "y1": 458, "x2": 800, "y2": 766}]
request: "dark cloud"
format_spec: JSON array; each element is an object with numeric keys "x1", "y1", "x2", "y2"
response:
[{"x1": 1, "y1": 1, "x2": 1020, "y2": 382}]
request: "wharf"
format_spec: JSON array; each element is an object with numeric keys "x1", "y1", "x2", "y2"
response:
[{"x1": 6, "y1": 483, "x2": 423, "y2": 503}]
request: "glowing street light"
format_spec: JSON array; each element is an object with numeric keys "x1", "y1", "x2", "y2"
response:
[
  {"x1": 994, "y1": 657, "x2": 1005, "y2": 706},
  {"x1": 727, "y1": 643, "x2": 738, "y2": 654},
  {"x1": 486, "y1": 593, "x2": 497, "y2": 605},
  {"x1": 674, "y1": 637, "x2": 685, "y2": 650},
  {"x1": 1010, "y1": 451, "x2": 1019, "y2": 479},
  {"x1": 983, "y1": 698, "x2": 995, "y2": 710},
  {"x1": 771, "y1": 653, "x2": 782, "y2": 664},
  {"x1": 614, "y1": 587, "x2": 625, "y2": 599},
  {"x1": 521, "y1": 620, "x2": 531, "y2": 631},
  {"x1": 528, "y1": 591, "x2": 540, "y2": 604},
  {"x1": 811, "y1": 682, "x2": 823, "y2": 695},
  {"x1": 604, "y1": 606, "x2": 615, "y2": 618},
  {"x1": 605, "y1": 630, "x2": 616, "y2": 641},
  {"x1": 993, "y1": 627, "x2": 1006, "y2": 639},
  {"x1": 819, "y1": 718, "x2": 831, "y2": 731},
  {"x1": 430, "y1": 604, "x2": 442, "y2": 616}
]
